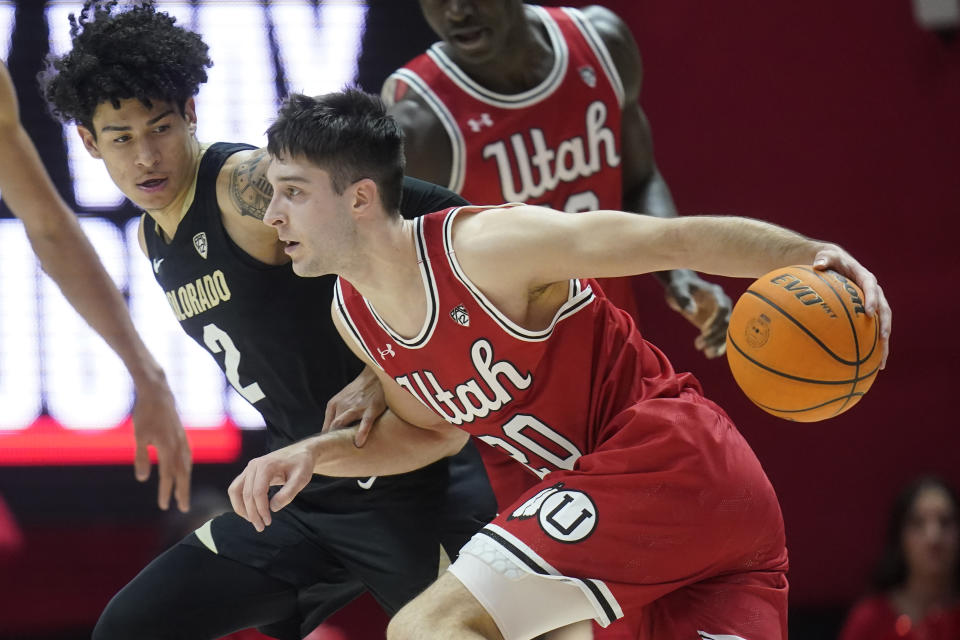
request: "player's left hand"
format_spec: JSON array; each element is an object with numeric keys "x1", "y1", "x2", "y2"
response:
[
  {"x1": 811, "y1": 245, "x2": 891, "y2": 369},
  {"x1": 228, "y1": 440, "x2": 316, "y2": 532},
  {"x1": 131, "y1": 372, "x2": 192, "y2": 513},
  {"x1": 663, "y1": 269, "x2": 732, "y2": 359},
  {"x1": 322, "y1": 366, "x2": 386, "y2": 447}
]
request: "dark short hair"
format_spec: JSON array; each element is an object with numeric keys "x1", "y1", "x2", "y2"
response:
[
  {"x1": 39, "y1": 0, "x2": 212, "y2": 132},
  {"x1": 871, "y1": 475, "x2": 960, "y2": 591},
  {"x1": 267, "y1": 89, "x2": 405, "y2": 214}
]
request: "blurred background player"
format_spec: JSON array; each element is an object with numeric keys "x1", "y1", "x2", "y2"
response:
[
  {"x1": 0, "y1": 59, "x2": 189, "y2": 512},
  {"x1": 40, "y1": 2, "x2": 495, "y2": 638},
  {"x1": 839, "y1": 476, "x2": 960, "y2": 640},
  {"x1": 383, "y1": 1, "x2": 731, "y2": 354}
]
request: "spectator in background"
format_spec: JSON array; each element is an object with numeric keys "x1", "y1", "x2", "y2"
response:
[{"x1": 839, "y1": 476, "x2": 960, "y2": 640}]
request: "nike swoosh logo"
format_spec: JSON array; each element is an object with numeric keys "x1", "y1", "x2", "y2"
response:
[
  {"x1": 152, "y1": 257, "x2": 164, "y2": 273},
  {"x1": 356, "y1": 477, "x2": 377, "y2": 490}
]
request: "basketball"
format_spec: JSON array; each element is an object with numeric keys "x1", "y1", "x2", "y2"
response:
[{"x1": 725, "y1": 265, "x2": 882, "y2": 422}]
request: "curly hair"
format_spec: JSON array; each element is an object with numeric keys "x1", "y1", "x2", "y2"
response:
[{"x1": 39, "y1": 0, "x2": 212, "y2": 132}]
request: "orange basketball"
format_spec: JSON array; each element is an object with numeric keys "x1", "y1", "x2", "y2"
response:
[{"x1": 725, "y1": 265, "x2": 882, "y2": 422}]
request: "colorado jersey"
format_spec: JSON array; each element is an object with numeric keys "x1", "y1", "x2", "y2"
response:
[
  {"x1": 384, "y1": 5, "x2": 623, "y2": 214},
  {"x1": 334, "y1": 207, "x2": 695, "y2": 474},
  {"x1": 144, "y1": 143, "x2": 360, "y2": 452},
  {"x1": 144, "y1": 143, "x2": 472, "y2": 452}
]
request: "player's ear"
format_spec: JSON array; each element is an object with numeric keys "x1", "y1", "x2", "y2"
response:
[
  {"x1": 183, "y1": 97, "x2": 198, "y2": 135},
  {"x1": 350, "y1": 178, "x2": 378, "y2": 217},
  {"x1": 77, "y1": 125, "x2": 102, "y2": 159}
]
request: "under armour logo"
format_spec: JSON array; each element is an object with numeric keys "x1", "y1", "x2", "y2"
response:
[
  {"x1": 378, "y1": 344, "x2": 396, "y2": 359},
  {"x1": 193, "y1": 232, "x2": 208, "y2": 259},
  {"x1": 450, "y1": 304, "x2": 470, "y2": 327},
  {"x1": 152, "y1": 257, "x2": 164, "y2": 274},
  {"x1": 578, "y1": 65, "x2": 597, "y2": 88},
  {"x1": 466, "y1": 113, "x2": 494, "y2": 132}
]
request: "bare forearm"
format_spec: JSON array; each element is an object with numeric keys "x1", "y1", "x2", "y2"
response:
[
  {"x1": 28, "y1": 222, "x2": 164, "y2": 384},
  {"x1": 623, "y1": 169, "x2": 694, "y2": 288},
  {"x1": 308, "y1": 411, "x2": 468, "y2": 477},
  {"x1": 1, "y1": 126, "x2": 163, "y2": 385},
  {"x1": 662, "y1": 215, "x2": 832, "y2": 278}
]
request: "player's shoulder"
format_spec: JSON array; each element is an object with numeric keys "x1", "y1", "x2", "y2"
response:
[
  {"x1": 579, "y1": 5, "x2": 634, "y2": 46},
  {"x1": 386, "y1": 92, "x2": 453, "y2": 188},
  {"x1": 579, "y1": 5, "x2": 642, "y2": 96},
  {"x1": 216, "y1": 146, "x2": 272, "y2": 221},
  {"x1": 386, "y1": 84, "x2": 445, "y2": 139}
]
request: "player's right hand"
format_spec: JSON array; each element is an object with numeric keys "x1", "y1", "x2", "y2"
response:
[
  {"x1": 227, "y1": 440, "x2": 316, "y2": 532},
  {"x1": 322, "y1": 366, "x2": 386, "y2": 447},
  {"x1": 811, "y1": 247, "x2": 891, "y2": 369},
  {"x1": 664, "y1": 270, "x2": 732, "y2": 359},
  {"x1": 131, "y1": 373, "x2": 192, "y2": 513}
]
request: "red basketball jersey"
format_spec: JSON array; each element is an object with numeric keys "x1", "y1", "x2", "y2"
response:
[
  {"x1": 334, "y1": 208, "x2": 697, "y2": 475},
  {"x1": 385, "y1": 6, "x2": 640, "y2": 324},
  {"x1": 385, "y1": 6, "x2": 623, "y2": 213}
]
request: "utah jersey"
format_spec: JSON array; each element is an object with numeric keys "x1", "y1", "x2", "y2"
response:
[
  {"x1": 333, "y1": 207, "x2": 788, "y2": 635},
  {"x1": 385, "y1": 5, "x2": 641, "y2": 342},
  {"x1": 384, "y1": 5, "x2": 623, "y2": 214},
  {"x1": 334, "y1": 207, "x2": 692, "y2": 473}
]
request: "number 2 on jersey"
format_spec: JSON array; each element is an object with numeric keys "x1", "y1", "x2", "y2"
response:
[{"x1": 203, "y1": 323, "x2": 266, "y2": 403}]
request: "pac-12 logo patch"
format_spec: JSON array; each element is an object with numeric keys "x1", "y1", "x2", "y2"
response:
[
  {"x1": 450, "y1": 304, "x2": 470, "y2": 327},
  {"x1": 578, "y1": 65, "x2": 597, "y2": 88},
  {"x1": 507, "y1": 482, "x2": 598, "y2": 543},
  {"x1": 193, "y1": 232, "x2": 209, "y2": 259}
]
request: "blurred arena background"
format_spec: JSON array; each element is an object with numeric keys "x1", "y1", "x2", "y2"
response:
[{"x1": 0, "y1": 0, "x2": 957, "y2": 637}]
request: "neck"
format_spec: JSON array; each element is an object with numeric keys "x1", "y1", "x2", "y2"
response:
[
  {"x1": 448, "y1": 8, "x2": 554, "y2": 94},
  {"x1": 146, "y1": 138, "x2": 203, "y2": 241},
  {"x1": 341, "y1": 215, "x2": 426, "y2": 334}
]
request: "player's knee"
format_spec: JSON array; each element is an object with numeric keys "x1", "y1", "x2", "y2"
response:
[
  {"x1": 387, "y1": 590, "x2": 502, "y2": 640},
  {"x1": 92, "y1": 590, "x2": 150, "y2": 640},
  {"x1": 93, "y1": 580, "x2": 176, "y2": 640}
]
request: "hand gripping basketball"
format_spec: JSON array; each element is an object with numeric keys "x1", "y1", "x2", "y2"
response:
[{"x1": 725, "y1": 253, "x2": 890, "y2": 421}]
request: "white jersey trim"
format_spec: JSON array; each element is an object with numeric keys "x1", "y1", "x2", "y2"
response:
[
  {"x1": 563, "y1": 7, "x2": 626, "y2": 108},
  {"x1": 440, "y1": 207, "x2": 595, "y2": 342},
  {"x1": 364, "y1": 216, "x2": 440, "y2": 350},
  {"x1": 333, "y1": 280, "x2": 384, "y2": 371},
  {"x1": 476, "y1": 523, "x2": 624, "y2": 627},
  {"x1": 424, "y1": 6, "x2": 568, "y2": 109},
  {"x1": 386, "y1": 68, "x2": 466, "y2": 193}
]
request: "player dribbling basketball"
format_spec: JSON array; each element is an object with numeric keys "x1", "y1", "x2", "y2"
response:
[{"x1": 230, "y1": 90, "x2": 891, "y2": 640}]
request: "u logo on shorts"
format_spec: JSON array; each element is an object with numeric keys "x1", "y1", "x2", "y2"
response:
[{"x1": 509, "y1": 483, "x2": 598, "y2": 543}]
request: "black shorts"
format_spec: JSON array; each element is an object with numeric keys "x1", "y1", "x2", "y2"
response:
[{"x1": 97, "y1": 441, "x2": 497, "y2": 639}]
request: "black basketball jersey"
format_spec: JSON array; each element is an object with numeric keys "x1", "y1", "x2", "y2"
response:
[{"x1": 143, "y1": 142, "x2": 468, "y2": 452}]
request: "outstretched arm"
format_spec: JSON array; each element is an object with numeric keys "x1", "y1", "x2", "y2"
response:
[
  {"x1": 0, "y1": 63, "x2": 190, "y2": 511},
  {"x1": 455, "y1": 205, "x2": 890, "y2": 367},
  {"x1": 587, "y1": 5, "x2": 731, "y2": 357}
]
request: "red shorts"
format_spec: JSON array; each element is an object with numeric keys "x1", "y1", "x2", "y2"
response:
[{"x1": 474, "y1": 392, "x2": 789, "y2": 638}]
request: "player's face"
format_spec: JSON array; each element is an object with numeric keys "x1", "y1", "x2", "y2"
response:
[
  {"x1": 263, "y1": 155, "x2": 353, "y2": 277},
  {"x1": 901, "y1": 485, "x2": 959, "y2": 579},
  {"x1": 419, "y1": 0, "x2": 526, "y2": 64},
  {"x1": 78, "y1": 98, "x2": 199, "y2": 213}
]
